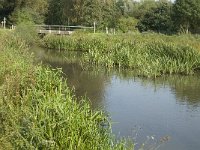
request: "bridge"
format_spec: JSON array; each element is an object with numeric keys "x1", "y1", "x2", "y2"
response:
[{"x1": 35, "y1": 25, "x2": 95, "y2": 35}]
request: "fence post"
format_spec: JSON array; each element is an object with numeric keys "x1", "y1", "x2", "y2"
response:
[
  {"x1": 3, "y1": 17, "x2": 6, "y2": 29},
  {"x1": 59, "y1": 26, "x2": 61, "y2": 34},
  {"x1": 106, "y1": 27, "x2": 108, "y2": 34},
  {"x1": 49, "y1": 25, "x2": 51, "y2": 34},
  {"x1": 94, "y1": 22, "x2": 96, "y2": 33}
]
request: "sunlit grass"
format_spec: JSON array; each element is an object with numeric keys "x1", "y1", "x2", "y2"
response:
[
  {"x1": 43, "y1": 33, "x2": 200, "y2": 77},
  {"x1": 0, "y1": 30, "x2": 134, "y2": 149}
]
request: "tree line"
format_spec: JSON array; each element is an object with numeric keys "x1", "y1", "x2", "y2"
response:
[{"x1": 0, "y1": 0, "x2": 200, "y2": 34}]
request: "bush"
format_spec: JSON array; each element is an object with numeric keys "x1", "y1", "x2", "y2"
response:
[
  {"x1": 14, "y1": 23, "x2": 39, "y2": 46},
  {"x1": 117, "y1": 17, "x2": 138, "y2": 33}
]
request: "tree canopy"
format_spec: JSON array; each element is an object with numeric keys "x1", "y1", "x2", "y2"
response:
[
  {"x1": 45, "y1": 0, "x2": 119, "y2": 29},
  {"x1": 137, "y1": 1, "x2": 174, "y2": 34},
  {"x1": 173, "y1": 0, "x2": 200, "y2": 33},
  {"x1": 1, "y1": 0, "x2": 200, "y2": 34},
  {"x1": 0, "y1": 0, "x2": 48, "y2": 24}
]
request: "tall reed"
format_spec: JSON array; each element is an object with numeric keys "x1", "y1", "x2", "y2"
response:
[
  {"x1": 0, "y1": 30, "x2": 134, "y2": 149},
  {"x1": 42, "y1": 33, "x2": 200, "y2": 77}
]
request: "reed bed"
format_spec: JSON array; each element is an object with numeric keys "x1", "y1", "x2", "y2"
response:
[
  {"x1": 0, "y1": 31, "x2": 133, "y2": 149},
  {"x1": 43, "y1": 33, "x2": 200, "y2": 77}
]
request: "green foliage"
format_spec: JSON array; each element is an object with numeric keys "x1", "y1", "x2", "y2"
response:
[
  {"x1": 14, "y1": 23, "x2": 39, "y2": 45},
  {"x1": 2, "y1": 0, "x2": 200, "y2": 34},
  {"x1": 0, "y1": 0, "x2": 15, "y2": 22},
  {"x1": 116, "y1": 0, "x2": 133, "y2": 17},
  {"x1": 0, "y1": 29, "x2": 134, "y2": 150},
  {"x1": 173, "y1": 0, "x2": 200, "y2": 34},
  {"x1": 10, "y1": 8, "x2": 34, "y2": 24},
  {"x1": 137, "y1": 2, "x2": 174, "y2": 34},
  {"x1": 0, "y1": 0, "x2": 48, "y2": 25},
  {"x1": 130, "y1": 0, "x2": 158, "y2": 19},
  {"x1": 45, "y1": 0, "x2": 65, "y2": 25},
  {"x1": 43, "y1": 33, "x2": 200, "y2": 77},
  {"x1": 45, "y1": 0, "x2": 119, "y2": 29},
  {"x1": 117, "y1": 17, "x2": 138, "y2": 33},
  {"x1": 0, "y1": 30, "x2": 32, "y2": 83}
]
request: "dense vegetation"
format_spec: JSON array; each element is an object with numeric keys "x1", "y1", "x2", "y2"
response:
[
  {"x1": 0, "y1": 30, "x2": 133, "y2": 149},
  {"x1": 42, "y1": 33, "x2": 200, "y2": 77},
  {"x1": 1, "y1": 0, "x2": 200, "y2": 149},
  {"x1": 1, "y1": 0, "x2": 200, "y2": 34}
]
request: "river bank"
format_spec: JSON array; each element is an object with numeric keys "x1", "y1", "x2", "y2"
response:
[
  {"x1": 33, "y1": 47, "x2": 200, "y2": 150},
  {"x1": 42, "y1": 33, "x2": 200, "y2": 78},
  {"x1": 0, "y1": 30, "x2": 133, "y2": 149}
]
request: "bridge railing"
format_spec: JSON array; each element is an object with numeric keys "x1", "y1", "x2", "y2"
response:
[
  {"x1": 35, "y1": 25, "x2": 95, "y2": 35},
  {"x1": 35, "y1": 25, "x2": 94, "y2": 31}
]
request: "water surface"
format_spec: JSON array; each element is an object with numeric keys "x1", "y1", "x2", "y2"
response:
[{"x1": 33, "y1": 48, "x2": 200, "y2": 150}]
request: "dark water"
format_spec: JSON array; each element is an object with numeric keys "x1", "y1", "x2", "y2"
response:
[{"x1": 33, "y1": 48, "x2": 200, "y2": 150}]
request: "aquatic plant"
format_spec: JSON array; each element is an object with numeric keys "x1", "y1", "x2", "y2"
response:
[
  {"x1": 0, "y1": 30, "x2": 134, "y2": 150},
  {"x1": 42, "y1": 33, "x2": 200, "y2": 77}
]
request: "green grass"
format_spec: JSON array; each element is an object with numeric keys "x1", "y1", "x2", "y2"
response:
[
  {"x1": 42, "y1": 33, "x2": 200, "y2": 77},
  {"x1": 0, "y1": 30, "x2": 134, "y2": 149}
]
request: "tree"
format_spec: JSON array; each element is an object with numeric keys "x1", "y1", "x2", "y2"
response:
[
  {"x1": 137, "y1": 1, "x2": 174, "y2": 34},
  {"x1": 0, "y1": 0, "x2": 15, "y2": 22},
  {"x1": 45, "y1": 0, "x2": 64, "y2": 25},
  {"x1": 117, "y1": 17, "x2": 138, "y2": 33},
  {"x1": 173, "y1": 0, "x2": 200, "y2": 33},
  {"x1": 6, "y1": 0, "x2": 48, "y2": 24},
  {"x1": 130, "y1": 0, "x2": 158, "y2": 19},
  {"x1": 46, "y1": 0, "x2": 119, "y2": 29}
]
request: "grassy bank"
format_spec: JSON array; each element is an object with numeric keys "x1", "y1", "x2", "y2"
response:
[
  {"x1": 43, "y1": 33, "x2": 200, "y2": 77},
  {"x1": 0, "y1": 31, "x2": 133, "y2": 149}
]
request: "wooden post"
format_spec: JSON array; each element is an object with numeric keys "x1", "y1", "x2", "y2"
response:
[
  {"x1": 94, "y1": 22, "x2": 96, "y2": 33},
  {"x1": 59, "y1": 26, "x2": 61, "y2": 34},
  {"x1": 106, "y1": 27, "x2": 108, "y2": 34},
  {"x1": 3, "y1": 17, "x2": 6, "y2": 29},
  {"x1": 1, "y1": 21, "x2": 3, "y2": 28},
  {"x1": 49, "y1": 25, "x2": 51, "y2": 34}
]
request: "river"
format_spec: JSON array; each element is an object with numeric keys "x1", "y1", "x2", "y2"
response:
[{"x1": 33, "y1": 47, "x2": 200, "y2": 150}]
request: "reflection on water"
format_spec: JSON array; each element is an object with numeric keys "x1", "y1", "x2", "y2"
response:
[
  {"x1": 116, "y1": 71, "x2": 200, "y2": 108},
  {"x1": 169, "y1": 76, "x2": 200, "y2": 107},
  {"x1": 48, "y1": 61, "x2": 109, "y2": 109},
  {"x1": 32, "y1": 47, "x2": 110, "y2": 109},
  {"x1": 33, "y1": 47, "x2": 200, "y2": 150},
  {"x1": 138, "y1": 75, "x2": 200, "y2": 110}
]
